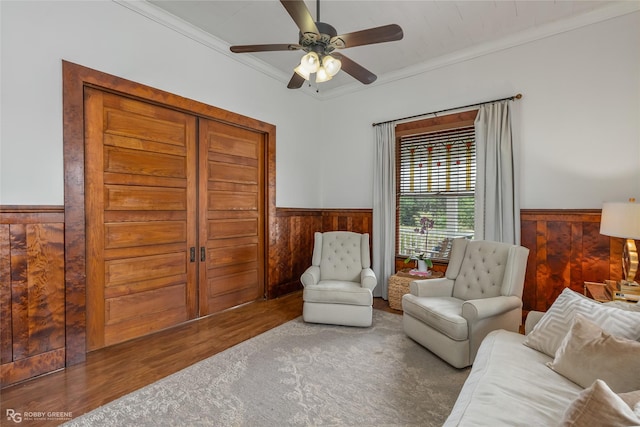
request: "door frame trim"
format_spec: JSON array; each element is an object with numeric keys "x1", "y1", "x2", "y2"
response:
[{"x1": 62, "y1": 60, "x2": 276, "y2": 365}]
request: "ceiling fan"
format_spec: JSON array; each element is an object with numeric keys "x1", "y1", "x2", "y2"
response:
[{"x1": 230, "y1": 0, "x2": 404, "y2": 89}]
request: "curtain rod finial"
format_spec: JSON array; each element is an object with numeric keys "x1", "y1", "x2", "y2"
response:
[{"x1": 515, "y1": 93, "x2": 523, "y2": 100}]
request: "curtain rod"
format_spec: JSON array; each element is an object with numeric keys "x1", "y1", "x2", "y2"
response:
[{"x1": 372, "y1": 93, "x2": 523, "y2": 127}]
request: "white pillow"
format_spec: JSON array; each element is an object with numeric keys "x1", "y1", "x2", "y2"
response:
[
  {"x1": 559, "y1": 380, "x2": 640, "y2": 427},
  {"x1": 619, "y1": 389, "x2": 640, "y2": 411},
  {"x1": 547, "y1": 314, "x2": 640, "y2": 392},
  {"x1": 523, "y1": 288, "x2": 640, "y2": 357}
]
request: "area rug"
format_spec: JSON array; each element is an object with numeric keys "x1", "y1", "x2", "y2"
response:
[{"x1": 64, "y1": 310, "x2": 469, "y2": 426}]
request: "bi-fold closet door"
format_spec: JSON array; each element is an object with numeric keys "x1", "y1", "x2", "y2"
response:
[{"x1": 85, "y1": 88, "x2": 264, "y2": 351}]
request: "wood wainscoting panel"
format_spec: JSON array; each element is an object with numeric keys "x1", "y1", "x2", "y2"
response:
[
  {"x1": 0, "y1": 207, "x2": 66, "y2": 388},
  {"x1": 322, "y1": 209, "x2": 373, "y2": 233},
  {"x1": 270, "y1": 209, "x2": 323, "y2": 298},
  {"x1": 269, "y1": 208, "x2": 373, "y2": 298},
  {"x1": 520, "y1": 209, "x2": 632, "y2": 312},
  {"x1": 0, "y1": 224, "x2": 11, "y2": 365}
]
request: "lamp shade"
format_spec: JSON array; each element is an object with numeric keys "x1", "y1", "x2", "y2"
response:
[{"x1": 600, "y1": 201, "x2": 640, "y2": 239}]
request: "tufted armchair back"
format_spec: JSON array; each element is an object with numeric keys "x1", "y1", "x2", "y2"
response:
[
  {"x1": 402, "y1": 237, "x2": 529, "y2": 367},
  {"x1": 448, "y1": 238, "x2": 528, "y2": 301},
  {"x1": 312, "y1": 231, "x2": 370, "y2": 283}
]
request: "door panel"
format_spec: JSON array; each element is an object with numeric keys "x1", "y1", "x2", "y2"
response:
[
  {"x1": 104, "y1": 185, "x2": 187, "y2": 211},
  {"x1": 104, "y1": 221, "x2": 187, "y2": 248},
  {"x1": 104, "y1": 146, "x2": 187, "y2": 178},
  {"x1": 199, "y1": 119, "x2": 265, "y2": 315},
  {"x1": 85, "y1": 88, "x2": 197, "y2": 350},
  {"x1": 208, "y1": 191, "x2": 258, "y2": 211},
  {"x1": 105, "y1": 284, "x2": 187, "y2": 325},
  {"x1": 208, "y1": 218, "x2": 258, "y2": 240},
  {"x1": 104, "y1": 252, "x2": 186, "y2": 286}
]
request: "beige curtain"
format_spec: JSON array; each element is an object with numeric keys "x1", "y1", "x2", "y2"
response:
[
  {"x1": 372, "y1": 122, "x2": 396, "y2": 299},
  {"x1": 474, "y1": 100, "x2": 520, "y2": 244}
]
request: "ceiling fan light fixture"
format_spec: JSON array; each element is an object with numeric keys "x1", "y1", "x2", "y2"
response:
[
  {"x1": 315, "y1": 66, "x2": 332, "y2": 83},
  {"x1": 299, "y1": 51, "x2": 320, "y2": 73},
  {"x1": 294, "y1": 64, "x2": 310, "y2": 80},
  {"x1": 230, "y1": 1, "x2": 403, "y2": 89},
  {"x1": 322, "y1": 55, "x2": 341, "y2": 77}
]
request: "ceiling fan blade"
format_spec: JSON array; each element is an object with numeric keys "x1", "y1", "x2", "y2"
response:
[
  {"x1": 287, "y1": 72, "x2": 306, "y2": 89},
  {"x1": 332, "y1": 53, "x2": 377, "y2": 85},
  {"x1": 230, "y1": 44, "x2": 302, "y2": 53},
  {"x1": 331, "y1": 24, "x2": 403, "y2": 49},
  {"x1": 280, "y1": 0, "x2": 319, "y2": 36}
]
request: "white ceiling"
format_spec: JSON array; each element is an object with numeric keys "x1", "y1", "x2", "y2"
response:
[{"x1": 132, "y1": 0, "x2": 636, "y2": 96}]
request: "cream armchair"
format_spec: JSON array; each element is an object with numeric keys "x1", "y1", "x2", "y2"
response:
[
  {"x1": 301, "y1": 231, "x2": 377, "y2": 327},
  {"x1": 402, "y1": 238, "x2": 529, "y2": 368}
]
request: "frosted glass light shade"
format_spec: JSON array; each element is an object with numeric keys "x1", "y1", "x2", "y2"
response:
[
  {"x1": 315, "y1": 66, "x2": 332, "y2": 83},
  {"x1": 323, "y1": 55, "x2": 342, "y2": 76},
  {"x1": 299, "y1": 52, "x2": 320, "y2": 73},
  {"x1": 294, "y1": 64, "x2": 310, "y2": 80}
]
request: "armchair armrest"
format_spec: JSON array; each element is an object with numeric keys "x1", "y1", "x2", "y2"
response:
[
  {"x1": 361, "y1": 268, "x2": 377, "y2": 291},
  {"x1": 300, "y1": 265, "x2": 320, "y2": 287},
  {"x1": 461, "y1": 295, "x2": 522, "y2": 322},
  {"x1": 525, "y1": 310, "x2": 546, "y2": 335},
  {"x1": 409, "y1": 278, "x2": 454, "y2": 297}
]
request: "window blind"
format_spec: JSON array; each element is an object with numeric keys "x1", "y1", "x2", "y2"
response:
[{"x1": 397, "y1": 125, "x2": 476, "y2": 260}]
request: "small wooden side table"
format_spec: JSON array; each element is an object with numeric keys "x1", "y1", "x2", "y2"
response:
[{"x1": 388, "y1": 269, "x2": 444, "y2": 311}]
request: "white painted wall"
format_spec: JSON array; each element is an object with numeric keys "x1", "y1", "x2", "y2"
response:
[
  {"x1": 321, "y1": 11, "x2": 640, "y2": 209},
  {"x1": 0, "y1": 0, "x2": 322, "y2": 207},
  {"x1": 1, "y1": 2, "x2": 638, "y2": 210}
]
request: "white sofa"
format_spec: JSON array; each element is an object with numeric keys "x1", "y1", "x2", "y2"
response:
[
  {"x1": 444, "y1": 289, "x2": 640, "y2": 426},
  {"x1": 444, "y1": 311, "x2": 581, "y2": 426}
]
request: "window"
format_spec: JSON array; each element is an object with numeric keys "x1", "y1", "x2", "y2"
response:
[{"x1": 396, "y1": 111, "x2": 478, "y2": 261}]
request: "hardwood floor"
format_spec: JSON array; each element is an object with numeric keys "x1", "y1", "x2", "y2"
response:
[{"x1": 1, "y1": 293, "x2": 396, "y2": 426}]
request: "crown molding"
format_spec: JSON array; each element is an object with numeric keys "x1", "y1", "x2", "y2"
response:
[
  {"x1": 112, "y1": 0, "x2": 320, "y2": 99},
  {"x1": 114, "y1": 0, "x2": 639, "y2": 101},
  {"x1": 320, "y1": 1, "x2": 640, "y2": 100}
]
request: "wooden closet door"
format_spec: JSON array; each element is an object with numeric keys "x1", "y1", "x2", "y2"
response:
[
  {"x1": 198, "y1": 119, "x2": 265, "y2": 315},
  {"x1": 85, "y1": 88, "x2": 198, "y2": 350}
]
